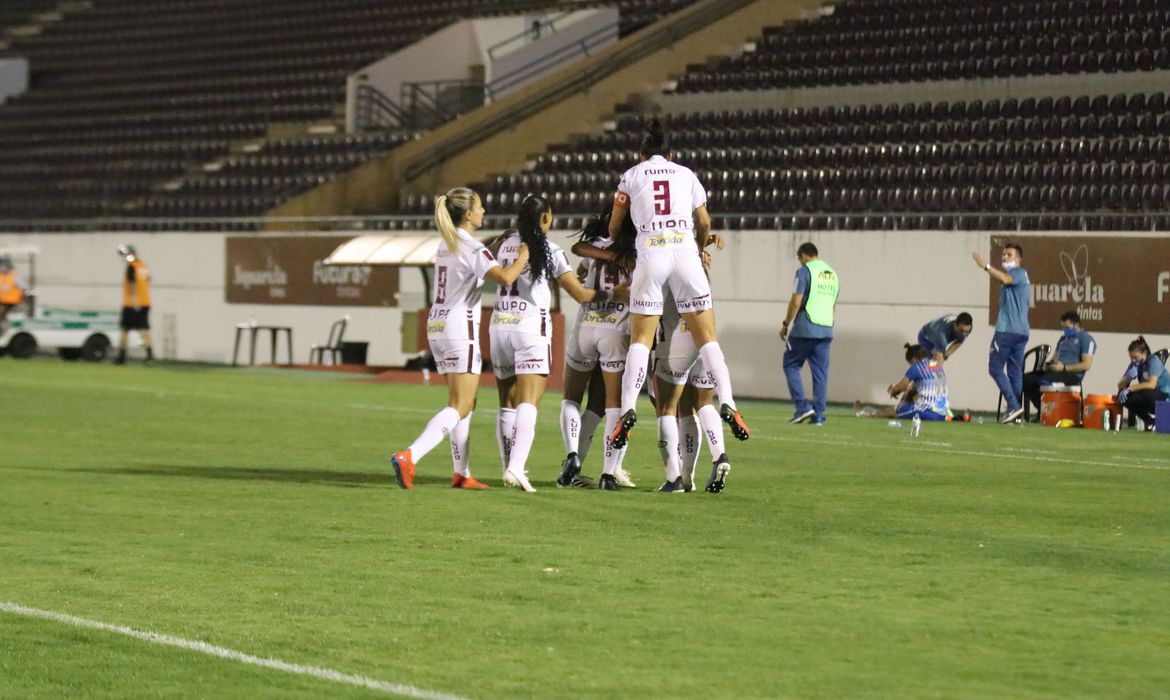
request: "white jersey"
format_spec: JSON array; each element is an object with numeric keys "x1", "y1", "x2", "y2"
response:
[
  {"x1": 616, "y1": 155, "x2": 707, "y2": 256},
  {"x1": 426, "y1": 227, "x2": 499, "y2": 340},
  {"x1": 491, "y1": 232, "x2": 573, "y2": 336},
  {"x1": 576, "y1": 237, "x2": 630, "y2": 332}
]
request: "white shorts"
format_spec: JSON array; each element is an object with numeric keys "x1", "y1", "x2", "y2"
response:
[
  {"x1": 654, "y1": 321, "x2": 698, "y2": 386},
  {"x1": 428, "y1": 335, "x2": 481, "y2": 375},
  {"x1": 566, "y1": 323, "x2": 629, "y2": 373},
  {"x1": 630, "y1": 246, "x2": 712, "y2": 315},
  {"x1": 490, "y1": 328, "x2": 551, "y2": 379}
]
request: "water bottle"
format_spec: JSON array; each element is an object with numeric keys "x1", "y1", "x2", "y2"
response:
[
  {"x1": 1114, "y1": 414, "x2": 1123, "y2": 431},
  {"x1": 1103, "y1": 409, "x2": 1111, "y2": 431},
  {"x1": 887, "y1": 420, "x2": 902, "y2": 428},
  {"x1": 421, "y1": 368, "x2": 431, "y2": 384},
  {"x1": 911, "y1": 415, "x2": 922, "y2": 437}
]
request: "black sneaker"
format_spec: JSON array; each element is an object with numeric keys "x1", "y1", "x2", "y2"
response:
[
  {"x1": 706, "y1": 454, "x2": 731, "y2": 493},
  {"x1": 657, "y1": 477, "x2": 686, "y2": 493},
  {"x1": 721, "y1": 403, "x2": 751, "y2": 440},
  {"x1": 609, "y1": 409, "x2": 637, "y2": 450},
  {"x1": 556, "y1": 452, "x2": 581, "y2": 487},
  {"x1": 598, "y1": 473, "x2": 619, "y2": 491},
  {"x1": 144, "y1": 348, "x2": 154, "y2": 365},
  {"x1": 114, "y1": 351, "x2": 127, "y2": 366}
]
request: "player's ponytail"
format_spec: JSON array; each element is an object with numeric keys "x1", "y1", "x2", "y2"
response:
[
  {"x1": 434, "y1": 187, "x2": 477, "y2": 252},
  {"x1": 605, "y1": 209, "x2": 637, "y2": 280},
  {"x1": 904, "y1": 343, "x2": 928, "y2": 362},
  {"x1": 1129, "y1": 336, "x2": 1151, "y2": 355},
  {"x1": 640, "y1": 117, "x2": 669, "y2": 157},
  {"x1": 516, "y1": 194, "x2": 555, "y2": 283}
]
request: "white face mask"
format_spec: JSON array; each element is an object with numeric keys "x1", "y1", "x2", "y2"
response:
[{"x1": 1002, "y1": 259, "x2": 1019, "y2": 270}]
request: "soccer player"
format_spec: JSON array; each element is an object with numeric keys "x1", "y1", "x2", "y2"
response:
[
  {"x1": 888, "y1": 344, "x2": 950, "y2": 421},
  {"x1": 780, "y1": 242, "x2": 840, "y2": 425},
  {"x1": 0, "y1": 255, "x2": 27, "y2": 335},
  {"x1": 917, "y1": 312, "x2": 973, "y2": 364},
  {"x1": 560, "y1": 210, "x2": 638, "y2": 489},
  {"x1": 115, "y1": 244, "x2": 154, "y2": 365},
  {"x1": 1021, "y1": 310, "x2": 1096, "y2": 419},
  {"x1": 972, "y1": 244, "x2": 1030, "y2": 424},
  {"x1": 608, "y1": 118, "x2": 749, "y2": 450},
  {"x1": 390, "y1": 187, "x2": 529, "y2": 490},
  {"x1": 490, "y1": 195, "x2": 620, "y2": 492},
  {"x1": 1117, "y1": 336, "x2": 1170, "y2": 430}
]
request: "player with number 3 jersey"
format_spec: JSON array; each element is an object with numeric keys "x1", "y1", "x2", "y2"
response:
[{"x1": 607, "y1": 119, "x2": 750, "y2": 491}]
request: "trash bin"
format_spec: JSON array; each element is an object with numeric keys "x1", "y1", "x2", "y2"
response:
[{"x1": 340, "y1": 341, "x2": 368, "y2": 365}]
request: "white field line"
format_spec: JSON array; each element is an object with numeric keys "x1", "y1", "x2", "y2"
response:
[
  {"x1": 755, "y1": 433, "x2": 1170, "y2": 472},
  {"x1": 0, "y1": 602, "x2": 469, "y2": 700}
]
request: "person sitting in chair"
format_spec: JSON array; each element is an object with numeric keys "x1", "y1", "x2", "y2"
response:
[
  {"x1": 1117, "y1": 336, "x2": 1170, "y2": 431},
  {"x1": 1021, "y1": 311, "x2": 1096, "y2": 420}
]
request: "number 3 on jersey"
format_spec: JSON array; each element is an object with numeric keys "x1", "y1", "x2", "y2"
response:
[{"x1": 652, "y1": 180, "x2": 671, "y2": 215}]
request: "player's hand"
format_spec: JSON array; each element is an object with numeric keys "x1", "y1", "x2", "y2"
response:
[
  {"x1": 514, "y1": 243, "x2": 530, "y2": 265},
  {"x1": 971, "y1": 251, "x2": 987, "y2": 268},
  {"x1": 1118, "y1": 388, "x2": 1130, "y2": 404},
  {"x1": 779, "y1": 324, "x2": 788, "y2": 341},
  {"x1": 700, "y1": 249, "x2": 712, "y2": 272},
  {"x1": 705, "y1": 234, "x2": 726, "y2": 251}
]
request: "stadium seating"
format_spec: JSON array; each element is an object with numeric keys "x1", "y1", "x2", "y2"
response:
[
  {"x1": 675, "y1": 0, "x2": 1170, "y2": 93},
  {"x1": 451, "y1": 90, "x2": 1170, "y2": 230},
  {"x1": 0, "y1": 0, "x2": 696, "y2": 222}
]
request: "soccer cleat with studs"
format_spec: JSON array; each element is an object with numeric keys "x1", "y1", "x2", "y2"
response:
[
  {"x1": 721, "y1": 403, "x2": 751, "y2": 440},
  {"x1": 657, "y1": 476, "x2": 686, "y2": 493},
  {"x1": 609, "y1": 409, "x2": 637, "y2": 450},
  {"x1": 706, "y1": 454, "x2": 731, "y2": 493},
  {"x1": 597, "y1": 473, "x2": 620, "y2": 491},
  {"x1": 556, "y1": 452, "x2": 581, "y2": 487}
]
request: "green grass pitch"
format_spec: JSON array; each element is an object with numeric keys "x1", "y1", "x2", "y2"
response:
[{"x1": 2, "y1": 360, "x2": 1168, "y2": 698}]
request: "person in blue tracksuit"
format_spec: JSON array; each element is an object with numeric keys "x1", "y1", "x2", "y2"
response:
[
  {"x1": 972, "y1": 243, "x2": 1030, "y2": 424},
  {"x1": 917, "y1": 312, "x2": 973, "y2": 364}
]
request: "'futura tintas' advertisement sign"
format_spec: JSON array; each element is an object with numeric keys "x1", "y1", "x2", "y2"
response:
[{"x1": 225, "y1": 236, "x2": 399, "y2": 306}]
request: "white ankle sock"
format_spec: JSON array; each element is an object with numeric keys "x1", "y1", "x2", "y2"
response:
[
  {"x1": 507, "y1": 403, "x2": 538, "y2": 475},
  {"x1": 496, "y1": 408, "x2": 516, "y2": 472},
  {"x1": 578, "y1": 409, "x2": 602, "y2": 465},
  {"x1": 408, "y1": 406, "x2": 460, "y2": 463},
  {"x1": 657, "y1": 415, "x2": 681, "y2": 481},
  {"x1": 559, "y1": 400, "x2": 581, "y2": 455},
  {"x1": 620, "y1": 343, "x2": 651, "y2": 412},
  {"x1": 449, "y1": 411, "x2": 472, "y2": 477},
  {"x1": 698, "y1": 342, "x2": 736, "y2": 411},
  {"x1": 679, "y1": 413, "x2": 702, "y2": 476},
  {"x1": 697, "y1": 404, "x2": 726, "y2": 461}
]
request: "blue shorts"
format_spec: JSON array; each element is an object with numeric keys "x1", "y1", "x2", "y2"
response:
[
  {"x1": 917, "y1": 331, "x2": 936, "y2": 354},
  {"x1": 895, "y1": 403, "x2": 948, "y2": 421}
]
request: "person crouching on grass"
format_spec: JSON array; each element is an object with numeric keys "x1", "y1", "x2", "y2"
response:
[{"x1": 854, "y1": 344, "x2": 950, "y2": 421}]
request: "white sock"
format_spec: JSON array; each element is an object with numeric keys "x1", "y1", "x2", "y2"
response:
[
  {"x1": 603, "y1": 408, "x2": 621, "y2": 475},
  {"x1": 408, "y1": 406, "x2": 460, "y2": 463},
  {"x1": 496, "y1": 408, "x2": 516, "y2": 473},
  {"x1": 698, "y1": 342, "x2": 736, "y2": 411},
  {"x1": 560, "y1": 400, "x2": 581, "y2": 455},
  {"x1": 657, "y1": 415, "x2": 681, "y2": 482},
  {"x1": 449, "y1": 411, "x2": 472, "y2": 477},
  {"x1": 697, "y1": 404, "x2": 726, "y2": 461},
  {"x1": 679, "y1": 413, "x2": 702, "y2": 477},
  {"x1": 507, "y1": 403, "x2": 538, "y2": 475},
  {"x1": 578, "y1": 409, "x2": 602, "y2": 466},
  {"x1": 620, "y1": 343, "x2": 651, "y2": 413}
]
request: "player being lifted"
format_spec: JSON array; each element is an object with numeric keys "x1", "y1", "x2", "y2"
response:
[
  {"x1": 608, "y1": 118, "x2": 749, "y2": 451},
  {"x1": 390, "y1": 187, "x2": 529, "y2": 490},
  {"x1": 490, "y1": 195, "x2": 622, "y2": 492}
]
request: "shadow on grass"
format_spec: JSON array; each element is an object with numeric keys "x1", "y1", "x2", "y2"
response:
[{"x1": 70, "y1": 464, "x2": 458, "y2": 488}]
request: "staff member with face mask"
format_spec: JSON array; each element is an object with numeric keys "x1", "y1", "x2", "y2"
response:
[
  {"x1": 1022, "y1": 310, "x2": 1096, "y2": 419},
  {"x1": 972, "y1": 243, "x2": 1030, "y2": 424},
  {"x1": 916, "y1": 312, "x2": 973, "y2": 365}
]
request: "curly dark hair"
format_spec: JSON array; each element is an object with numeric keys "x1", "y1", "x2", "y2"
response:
[
  {"x1": 575, "y1": 208, "x2": 636, "y2": 280},
  {"x1": 516, "y1": 194, "x2": 556, "y2": 283}
]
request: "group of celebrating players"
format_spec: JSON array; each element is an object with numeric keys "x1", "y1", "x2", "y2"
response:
[{"x1": 390, "y1": 119, "x2": 751, "y2": 493}]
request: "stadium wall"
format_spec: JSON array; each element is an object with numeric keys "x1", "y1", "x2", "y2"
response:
[{"x1": 1, "y1": 229, "x2": 1159, "y2": 412}]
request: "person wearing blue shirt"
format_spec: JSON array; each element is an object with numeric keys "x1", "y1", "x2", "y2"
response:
[
  {"x1": 780, "y1": 243, "x2": 839, "y2": 425},
  {"x1": 972, "y1": 243, "x2": 1030, "y2": 423},
  {"x1": 917, "y1": 312, "x2": 973, "y2": 364},
  {"x1": 1022, "y1": 310, "x2": 1096, "y2": 419},
  {"x1": 1118, "y1": 336, "x2": 1170, "y2": 430}
]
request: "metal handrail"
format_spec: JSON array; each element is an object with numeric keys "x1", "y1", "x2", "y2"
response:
[
  {"x1": 486, "y1": 20, "x2": 620, "y2": 99},
  {"x1": 486, "y1": 10, "x2": 576, "y2": 60},
  {"x1": 355, "y1": 83, "x2": 409, "y2": 132},
  {"x1": 402, "y1": 0, "x2": 763, "y2": 181}
]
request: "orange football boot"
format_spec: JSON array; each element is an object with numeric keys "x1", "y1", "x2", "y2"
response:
[{"x1": 390, "y1": 450, "x2": 415, "y2": 489}]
